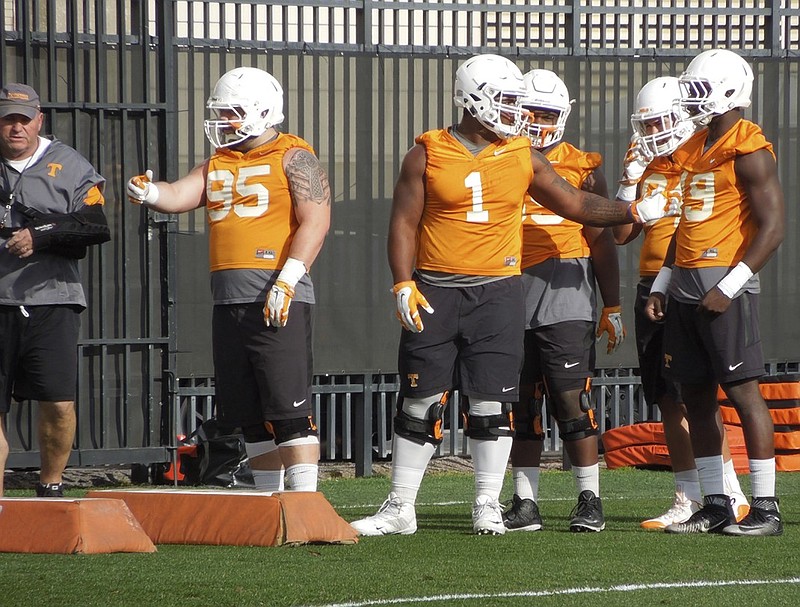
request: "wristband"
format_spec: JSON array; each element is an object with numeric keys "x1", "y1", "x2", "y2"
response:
[
  {"x1": 616, "y1": 183, "x2": 638, "y2": 202},
  {"x1": 716, "y1": 261, "x2": 753, "y2": 299},
  {"x1": 276, "y1": 257, "x2": 307, "y2": 289},
  {"x1": 649, "y1": 266, "x2": 672, "y2": 295}
]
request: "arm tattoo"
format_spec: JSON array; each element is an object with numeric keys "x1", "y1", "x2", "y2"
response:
[
  {"x1": 582, "y1": 192, "x2": 628, "y2": 225},
  {"x1": 285, "y1": 150, "x2": 330, "y2": 206}
]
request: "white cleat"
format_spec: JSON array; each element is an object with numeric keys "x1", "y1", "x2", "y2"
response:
[
  {"x1": 472, "y1": 494, "x2": 506, "y2": 535},
  {"x1": 641, "y1": 492, "x2": 701, "y2": 530},
  {"x1": 350, "y1": 492, "x2": 417, "y2": 536}
]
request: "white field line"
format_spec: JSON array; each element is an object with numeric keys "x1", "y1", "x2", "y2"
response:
[
  {"x1": 309, "y1": 577, "x2": 800, "y2": 607},
  {"x1": 337, "y1": 497, "x2": 601, "y2": 509}
]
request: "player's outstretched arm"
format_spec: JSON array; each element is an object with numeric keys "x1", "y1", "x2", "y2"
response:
[
  {"x1": 126, "y1": 162, "x2": 208, "y2": 214},
  {"x1": 528, "y1": 149, "x2": 676, "y2": 227}
]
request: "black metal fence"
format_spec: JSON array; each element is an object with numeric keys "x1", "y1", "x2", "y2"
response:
[{"x1": 1, "y1": 0, "x2": 798, "y2": 473}]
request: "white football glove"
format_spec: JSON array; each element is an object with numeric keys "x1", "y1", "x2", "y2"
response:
[
  {"x1": 596, "y1": 305, "x2": 626, "y2": 354},
  {"x1": 127, "y1": 169, "x2": 159, "y2": 205},
  {"x1": 392, "y1": 280, "x2": 434, "y2": 333},
  {"x1": 619, "y1": 135, "x2": 653, "y2": 186},
  {"x1": 265, "y1": 281, "x2": 295, "y2": 328},
  {"x1": 264, "y1": 257, "x2": 306, "y2": 327},
  {"x1": 628, "y1": 187, "x2": 681, "y2": 224}
]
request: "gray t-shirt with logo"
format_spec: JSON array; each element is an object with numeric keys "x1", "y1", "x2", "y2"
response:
[
  {"x1": 210, "y1": 268, "x2": 315, "y2": 305},
  {"x1": 0, "y1": 137, "x2": 105, "y2": 308}
]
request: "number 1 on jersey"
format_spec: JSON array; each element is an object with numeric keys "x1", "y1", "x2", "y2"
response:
[{"x1": 465, "y1": 171, "x2": 488, "y2": 222}]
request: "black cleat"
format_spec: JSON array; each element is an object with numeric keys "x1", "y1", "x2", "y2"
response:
[
  {"x1": 569, "y1": 490, "x2": 605, "y2": 532},
  {"x1": 722, "y1": 497, "x2": 783, "y2": 537},
  {"x1": 664, "y1": 494, "x2": 732, "y2": 534},
  {"x1": 35, "y1": 482, "x2": 64, "y2": 497},
  {"x1": 503, "y1": 494, "x2": 543, "y2": 532}
]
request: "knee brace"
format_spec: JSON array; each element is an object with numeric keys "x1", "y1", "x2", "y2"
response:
[
  {"x1": 393, "y1": 392, "x2": 449, "y2": 446},
  {"x1": 264, "y1": 416, "x2": 318, "y2": 445},
  {"x1": 556, "y1": 379, "x2": 598, "y2": 442},
  {"x1": 514, "y1": 382, "x2": 546, "y2": 442},
  {"x1": 462, "y1": 398, "x2": 514, "y2": 440}
]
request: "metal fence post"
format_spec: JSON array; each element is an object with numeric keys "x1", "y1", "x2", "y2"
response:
[{"x1": 355, "y1": 374, "x2": 374, "y2": 477}]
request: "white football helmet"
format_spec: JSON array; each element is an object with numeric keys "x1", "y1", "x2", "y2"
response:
[
  {"x1": 204, "y1": 67, "x2": 285, "y2": 148},
  {"x1": 453, "y1": 54, "x2": 527, "y2": 138},
  {"x1": 520, "y1": 69, "x2": 573, "y2": 149},
  {"x1": 678, "y1": 48, "x2": 753, "y2": 126},
  {"x1": 631, "y1": 76, "x2": 695, "y2": 157}
]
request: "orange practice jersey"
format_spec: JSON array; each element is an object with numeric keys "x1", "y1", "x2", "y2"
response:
[
  {"x1": 637, "y1": 156, "x2": 682, "y2": 276},
  {"x1": 205, "y1": 133, "x2": 314, "y2": 272},
  {"x1": 521, "y1": 142, "x2": 600, "y2": 269},
  {"x1": 671, "y1": 119, "x2": 772, "y2": 268},
  {"x1": 414, "y1": 129, "x2": 533, "y2": 276}
]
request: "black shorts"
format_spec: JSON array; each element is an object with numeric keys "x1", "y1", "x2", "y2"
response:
[
  {"x1": 521, "y1": 320, "x2": 595, "y2": 393},
  {"x1": 212, "y1": 302, "x2": 313, "y2": 427},
  {"x1": 634, "y1": 280, "x2": 680, "y2": 405},
  {"x1": 0, "y1": 304, "x2": 81, "y2": 412},
  {"x1": 662, "y1": 293, "x2": 764, "y2": 385},
  {"x1": 398, "y1": 276, "x2": 524, "y2": 401}
]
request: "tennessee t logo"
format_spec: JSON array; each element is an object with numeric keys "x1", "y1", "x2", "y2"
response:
[
  {"x1": 47, "y1": 163, "x2": 63, "y2": 177},
  {"x1": 407, "y1": 373, "x2": 419, "y2": 388},
  {"x1": 664, "y1": 353, "x2": 673, "y2": 369}
]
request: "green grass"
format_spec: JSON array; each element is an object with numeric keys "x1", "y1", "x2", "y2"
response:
[{"x1": 1, "y1": 467, "x2": 799, "y2": 606}]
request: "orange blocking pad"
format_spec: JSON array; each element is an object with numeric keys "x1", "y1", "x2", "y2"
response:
[
  {"x1": 601, "y1": 422, "x2": 751, "y2": 472},
  {"x1": 0, "y1": 498, "x2": 156, "y2": 554},
  {"x1": 603, "y1": 443, "x2": 672, "y2": 470},
  {"x1": 85, "y1": 489, "x2": 358, "y2": 547}
]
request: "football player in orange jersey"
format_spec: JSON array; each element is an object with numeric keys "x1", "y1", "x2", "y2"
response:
[
  {"x1": 126, "y1": 67, "x2": 331, "y2": 492},
  {"x1": 613, "y1": 76, "x2": 749, "y2": 530},
  {"x1": 350, "y1": 53, "x2": 678, "y2": 537},
  {"x1": 646, "y1": 49, "x2": 785, "y2": 536},
  {"x1": 503, "y1": 69, "x2": 625, "y2": 534}
]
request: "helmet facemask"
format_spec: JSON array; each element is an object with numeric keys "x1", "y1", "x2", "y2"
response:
[
  {"x1": 204, "y1": 103, "x2": 271, "y2": 149},
  {"x1": 470, "y1": 86, "x2": 526, "y2": 138},
  {"x1": 631, "y1": 105, "x2": 694, "y2": 157},
  {"x1": 522, "y1": 104, "x2": 571, "y2": 149},
  {"x1": 677, "y1": 77, "x2": 718, "y2": 126}
]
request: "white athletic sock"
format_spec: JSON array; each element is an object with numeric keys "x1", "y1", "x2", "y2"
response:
[
  {"x1": 470, "y1": 436, "x2": 513, "y2": 501},
  {"x1": 284, "y1": 463, "x2": 318, "y2": 491},
  {"x1": 572, "y1": 464, "x2": 600, "y2": 497},
  {"x1": 695, "y1": 455, "x2": 725, "y2": 496},
  {"x1": 251, "y1": 468, "x2": 284, "y2": 492},
  {"x1": 512, "y1": 466, "x2": 540, "y2": 501},
  {"x1": 390, "y1": 434, "x2": 436, "y2": 504},
  {"x1": 723, "y1": 458, "x2": 745, "y2": 497},
  {"x1": 674, "y1": 469, "x2": 701, "y2": 503},
  {"x1": 748, "y1": 457, "x2": 776, "y2": 499}
]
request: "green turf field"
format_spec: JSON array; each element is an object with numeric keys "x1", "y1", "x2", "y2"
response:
[{"x1": 0, "y1": 466, "x2": 798, "y2": 606}]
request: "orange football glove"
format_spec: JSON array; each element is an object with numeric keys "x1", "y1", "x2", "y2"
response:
[
  {"x1": 596, "y1": 305, "x2": 626, "y2": 354},
  {"x1": 392, "y1": 280, "x2": 434, "y2": 333}
]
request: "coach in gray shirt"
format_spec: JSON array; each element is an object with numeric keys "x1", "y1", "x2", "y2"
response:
[{"x1": 0, "y1": 83, "x2": 110, "y2": 498}]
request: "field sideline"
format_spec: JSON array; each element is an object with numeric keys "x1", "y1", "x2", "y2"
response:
[{"x1": 0, "y1": 466, "x2": 798, "y2": 606}]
